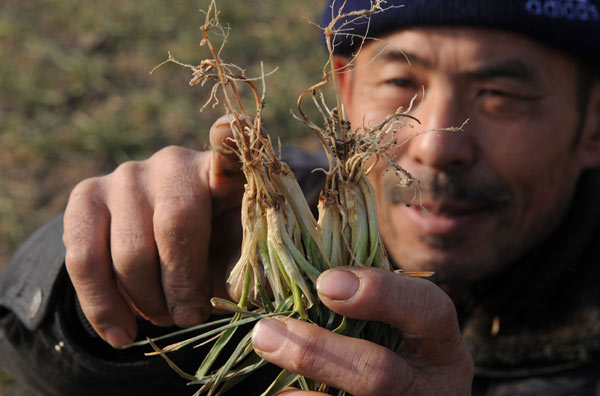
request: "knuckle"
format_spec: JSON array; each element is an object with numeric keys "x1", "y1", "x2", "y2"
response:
[
  {"x1": 106, "y1": 161, "x2": 148, "y2": 202},
  {"x1": 153, "y1": 205, "x2": 195, "y2": 248},
  {"x1": 288, "y1": 324, "x2": 324, "y2": 373},
  {"x1": 64, "y1": 245, "x2": 93, "y2": 279},
  {"x1": 66, "y1": 267, "x2": 116, "y2": 327},
  {"x1": 63, "y1": 227, "x2": 91, "y2": 260},
  {"x1": 80, "y1": 293, "x2": 112, "y2": 320},
  {"x1": 64, "y1": 179, "x2": 107, "y2": 240},
  {"x1": 153, "y1": 188, "x2": 210, "y2": 249},
  {"x1": 78, "y1": 304, "x2": 104, "y2": 328},
  {"x1": 65, "y1": 177, "x2": 105, "y2": 217},
  {"x1": 425, "y1": 285, "x2": 456, "y2": 321},
  {"x1": 65, "y1": 245, "x2": 111, "y2": 288},
  {"x1": 64, "y1": 232, "x2": 107, "y2": 282},
  {"x1": 433, "y1": 351, "x2": 474, "y2": 395},
  {"x1": 162, "y1": 265, "x2": 207, "y2": 304},
  {"x1": 64, "y1": 181, "x2": 109, "y2": 276},
  {"x1": 164, "y1": 280, "x2": 210, "y2": 325},
  {"x1": 163, "y1": 281, "x2": 198, "y2": 302},
  {"x1": 111, "y1": 160, "x2": 143, "y2": 183},
  {"x1": 150, "y1": 145, "x2": 193, "y2": 164},
  {"x1": 69, "y1": 177, "x2": 103, "y2": 200},
  {"x1": 111, "y1": 248, "x2": 148, "y2": 281},
  {"x1": 148, "y1": 146, "x2": 205, "y2": 194},
  {"x1": 365, "y1": 371, "x2": 397, "y2": 395},
  {"x1": 355, "y1": 348, "x2": 403, "y2": 395},
  {"x1": 111, "y1": 227, "x2": 153, "y2": 266},
  {"x1": 81, "y1": 293, "x2": 131, "y2": 334},
  {"x1": 396, "y1": 369, "x2": 420, "y2": 396},
  {"x1": 406, "y1": 279, "x2": 457, "y2": 328}
]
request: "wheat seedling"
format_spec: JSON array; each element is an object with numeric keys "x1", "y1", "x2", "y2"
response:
[{"x1": 138, "y1": 1, "x2": 435, "y2": 395}]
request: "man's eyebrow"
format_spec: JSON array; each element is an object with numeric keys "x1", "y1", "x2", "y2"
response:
[
  {"x1": 374, "y1": 44, "x2": 536, "y2": 82},
  {"x1": 463, "y1": 60, "x2": 537, "y2": 81},
  {"x1": 372, "y1": 45, "x2": 537, "y2": 82},
  {"x1": 372, "y1": 45, "x2": 433, "y2": 68}
]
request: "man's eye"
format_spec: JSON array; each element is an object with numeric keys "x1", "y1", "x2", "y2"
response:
[
  {"x1": 478, "y1": 88, "x2": 540, "y2": 117},
  {"x1": 480, "y1": 89, "x2": 513, "y2": 97},
  {"x1": 370, "y1": 76, "x2": 422, "y2": 109},
  {"x1": 386, "y1": 78, "x2": 416, "y2": 88}
]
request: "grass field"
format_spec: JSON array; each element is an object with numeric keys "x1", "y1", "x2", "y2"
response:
[
  {"x1": 0, "y1": 0, "x2": 327, "y2": 266},
  {"x1": 1, "y1": 0, "x2": 328, "y2": 392}
]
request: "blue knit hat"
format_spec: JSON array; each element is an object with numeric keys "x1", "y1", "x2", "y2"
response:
[{"x1": 322, "y1": 0, "x2": 600, "y2": 66}]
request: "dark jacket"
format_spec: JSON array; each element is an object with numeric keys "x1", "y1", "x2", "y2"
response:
[{"x1": 1, "y1": 152, "x2": 600, "y2": 395}]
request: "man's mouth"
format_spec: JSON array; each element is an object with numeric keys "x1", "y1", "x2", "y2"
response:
[
  {"x1": 384, "y1": 171, "x2": 512, "y2": 237},
  {"x1": 401, "y1": 199, "x2": 495, "y2": 236}
]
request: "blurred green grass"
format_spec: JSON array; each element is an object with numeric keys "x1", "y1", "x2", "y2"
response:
[{"x1": 0, "y1": 0, "x2": 327, "y2": 265}]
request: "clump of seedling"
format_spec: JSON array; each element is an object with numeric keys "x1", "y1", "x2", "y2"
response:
[{"x1": 139, "y1": 1, "x2": 431, "y2": 395}]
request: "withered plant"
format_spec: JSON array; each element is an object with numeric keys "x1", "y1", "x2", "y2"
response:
[{"x1": 136, "y1": 1, "x2": 436, "y2": 395}]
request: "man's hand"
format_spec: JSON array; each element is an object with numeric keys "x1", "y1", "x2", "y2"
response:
[
  {"x1": 252, "y1": 267, "x2": 473, "y2": 395},
  {"x1": 63, "y1": 115, "x2": 245, "y2": 348}
]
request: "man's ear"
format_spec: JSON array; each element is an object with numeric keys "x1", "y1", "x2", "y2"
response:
[
  {"x1": 333, "y1": 56, "x2": 353, "y2": 113},
  {"x1": 579, "y1": 80, "x2": 600, "y2": 169}
]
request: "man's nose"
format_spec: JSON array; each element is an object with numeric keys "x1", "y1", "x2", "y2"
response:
[{"x1": 405, "y1": 90, "x2": 475, "y2": 172}]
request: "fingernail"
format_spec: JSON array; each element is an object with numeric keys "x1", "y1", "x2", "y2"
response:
[
  {"x1": 252, "y1": 317, "x2": 287, "y2": 353},
  {"x1": 172, "y1": 306, "x2": 207, "y2": 328},
  {"x1": 215, "y1": 114, "x2": 236, "y2": 128},
  {"x1": 104, "y1": 326, "x2": 132, "y2": 349},
  {"x1": 317, "y1": 269, "x2": 360, "y2": 301}
]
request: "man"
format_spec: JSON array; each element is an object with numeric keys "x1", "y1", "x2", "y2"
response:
[{"x1": 1, "y1": 0, "x2": 599, "y2": 395}]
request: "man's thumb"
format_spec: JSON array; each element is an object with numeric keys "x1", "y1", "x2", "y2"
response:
[{"x1": 208, "y1": 114, "x2": 246, "y2": 214}]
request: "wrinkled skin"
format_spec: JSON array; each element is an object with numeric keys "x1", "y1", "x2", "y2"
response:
[
  {"x1": 64, "y1": 116, "x2": 245, "y2": 345},
  {"x1": 63, "y1": 27, "x2": 600, "y2": 395},
  {"x1": 336, "y1": 28, "x2": 600, "y2": 287}
]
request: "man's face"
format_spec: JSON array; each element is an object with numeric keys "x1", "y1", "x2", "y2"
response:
[{"x1": 338, "y1": 27, "x2": 599, "y2": 285}]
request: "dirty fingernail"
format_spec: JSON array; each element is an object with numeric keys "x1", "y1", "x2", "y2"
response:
[
  {"x1": 104, "y1": 326, "x2": 132, "y2": 349},
  {"x1": 252, "y1": 317, "x2": 287, "y2": 353},
  {"x1": 215, "y1": 113, "x2": 236, "y2": 128},
  {"x1": 317, "y1": 269, "x2": 359, "y2": 301}
]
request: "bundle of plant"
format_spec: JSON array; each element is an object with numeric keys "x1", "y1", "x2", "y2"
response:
[{"x1": 138, "y1": 1, "x2": 429, "y2": 395}]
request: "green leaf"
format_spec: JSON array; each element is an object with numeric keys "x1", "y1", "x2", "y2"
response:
[
  {"x1": 268, "y1": 208, "x2": 315, "y2": 307},
  {"x1": 195, "y1": 317, "x2": 239, "y2": 378},
  {"x1": 261, "y1": 369, "x2": 301, "y2": 396},
  {"x1": 333, "y1": 315, "x2": 347, "y2": 334},
  {"x1": 280, "y1": 225, "x2": 321, "y2": 283},
  {"x1": 206, "y1": 330, "x2": 254, "y2": 394},
  {"x1": 146, "y1": 312, "x2": 288, "y2": 355},
  {"x1": 256, "y1": 283, "x2": 276, "y2": 313},
  {"x1": 345, "y1": 184, "x2": 368, "y2": 266},
  {"x1": 210, "y1": 297, "x2": 263, "y2": 316},
  {"x1": 213, "y1": 354, "x2": 267, "y2": 395},
  {"x1": 359, "y1": 175, "x2": 380, "y2": 267},
  {"x1": 298, "y1": 376, "x2": 310, "y2": 390},
  {"x1": 259, "y1": 237, "x2": 285, "y2": 305},
  {"x1": 127, "y1": 316, "x2": 232, "y2": 348},
  {"x1": 275, "y1": 295, "x2": 296, "y2": 313}
]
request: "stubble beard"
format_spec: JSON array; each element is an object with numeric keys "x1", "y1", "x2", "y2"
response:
[{"x1": 379, "y1": 168, "x2": 514, "y2": 285}]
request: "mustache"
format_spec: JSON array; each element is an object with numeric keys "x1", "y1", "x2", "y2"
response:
[{"x1": 384, "y1": 171, "x2": 512, "y2": 209}]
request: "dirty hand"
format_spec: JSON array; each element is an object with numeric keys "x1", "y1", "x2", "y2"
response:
[
  {"x1": 252, "y1": 267, "x2": 474, "y2": 396},
  {"x1": 63, "y1": 115, "x2": 245, "y2": 348}
]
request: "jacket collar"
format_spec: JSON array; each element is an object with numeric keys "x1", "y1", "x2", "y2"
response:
[{"x1": 460, "y1": 168, "x2": 600, "y2": 378}]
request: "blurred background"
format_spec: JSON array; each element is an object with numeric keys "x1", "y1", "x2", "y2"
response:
[
  {"x1": 0, "y1": 0, "x2": 327, "y2": 268},
  {"x1": 0, "y1": 1, "x2": 325, "y2": 392}
]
